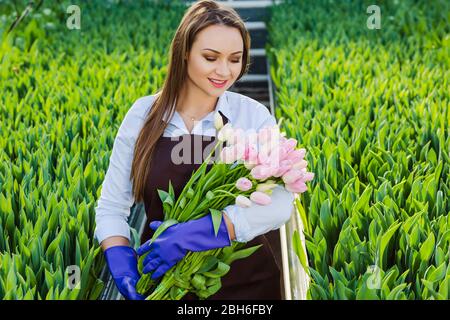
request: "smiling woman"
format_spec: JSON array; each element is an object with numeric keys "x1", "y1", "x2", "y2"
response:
[
  {"x1": 95, "y1": 0, "x2": 296, "y2": 301},
  {"x1": 178, "y1": 23, "x2": 246, "y2": 129},
  {"x1": 187, "y1": 24, "x2": 244, "y2": 91}
]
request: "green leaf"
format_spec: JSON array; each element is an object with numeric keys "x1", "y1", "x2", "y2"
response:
[
  {"x1": 419, "y1": 232, "x2": 435, "y2": 262},
  {"x1": 223, "y1": 244, "x2": 262, "y2": 265},
  {"x1": 168, "y1": 181, "x2": 175, "y2": 199},
  {"x1": 427, "y1": 262, "x2": 446, "y2": 283},
  {"x1": 421, "y1": 279, "x2": 444, "y2": 299},
  {"x1": 130, "y1": 227, "x2": 140, "y2": 250},
  {"x1": 295, "y1": 197, "x2": 310, "y2": 234},
  {"x1": 191, "y1": 274, "x2": 207, "y2": 290},
  {"x1": 157, "y1": 189, "x2": 171, "y2": 204},
  {"x1": 209, "y1": 208, "x2": 223, "y2": 237},
  {"x1": 202, "y1": 261, "x2": 230, "y2": 278},
  {"x1": 44, "y1": 269, "x2": 54, "y2": 292},
  {"x1": 293, "y1": 230, "x2": 309, "y2": 276},
  {"x1": 356, "y1": 282, "x2": 379, "y2": 300},
  {"x1": 438, "y1": 275, "x2": 449, "y2": 299},
  {"x1": 6, "y1": 266, "x2": 17, "y2": 293},
  {"x1": 379, "y1": 221, "x2": 401, "y2": 268},
  {"x1": 353, "y1": 185, "x2": 372, "y2": 213},
  {"x1": 386, "y1": 283, "x2": 408, "y2": 300},
  {"x1": 197, "y1": 256, "x2": 219, "y2": 273},
  {"x1": 335, "y1": 279, "x2": 353, "y2": 299},
  {"x1": 88, "y1": 279, "x2": 105, "y2": 300}
]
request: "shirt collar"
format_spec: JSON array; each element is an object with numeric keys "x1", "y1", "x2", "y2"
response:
[{"x1": 162, "y1": 91, "x2": 232, "y2": 125}]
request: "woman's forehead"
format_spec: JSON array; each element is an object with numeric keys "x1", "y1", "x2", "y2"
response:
[{"x1": 193, "y1": 25, "x2": 243, "y2": 52}]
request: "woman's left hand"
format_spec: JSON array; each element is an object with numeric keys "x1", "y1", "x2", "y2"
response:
[{"x1": 136, "y1": 214, "x2": 232, "y2": 280}]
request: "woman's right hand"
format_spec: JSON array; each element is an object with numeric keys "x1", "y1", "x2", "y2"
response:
[{"x1": 103, "y1": 241, "x2": 145, "y2": 300}]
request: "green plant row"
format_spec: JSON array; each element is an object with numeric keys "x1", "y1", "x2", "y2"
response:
[
  {"x1": 267, "y1": 0, "x2": 449, "y2": 299},
  {"x1": 0, "y1": 0, "x2": 186, "y2": 299}
]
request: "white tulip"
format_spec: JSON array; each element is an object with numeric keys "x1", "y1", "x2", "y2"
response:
[
  {"x1": 214, "y1": 112, "x2": 224, "y2": 131},
  {"x1": 235, "y1": 195, "x2": 252, "y2": 208}
]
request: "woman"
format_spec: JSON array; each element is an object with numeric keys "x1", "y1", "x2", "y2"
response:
[{"x1": 94, "y1": 0, "x2": 294, "y2": 300}]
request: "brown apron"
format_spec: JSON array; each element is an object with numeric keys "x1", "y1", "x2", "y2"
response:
[{"x1": 141, "y1": 111, "x2": 283, "y2": 300}]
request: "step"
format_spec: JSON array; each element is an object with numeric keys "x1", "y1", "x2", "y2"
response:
[
  {"x1": 237, "y1": 74, "x2": 268, "y2": 82},
  {"x1": 186, "y1": 1, "x2": 282, "y2": 8},
  {"x1": 186, "y1": 1, "x2": 282, "y2": 22},
  {"x1": 215, "y1": 1, "x2": 282, "y2": 8},
  {"x1": 245, "y1": 21, "x2": 266, "y2": 30},
  {"x1": 229, "y1": 0, "x2": 283, "y2": 22},
  {"x1": 245, "y1": 22, "x2": 267, "y2": 49},
  {"x1": 231, "y1": 76, "x2": 271, "y2": 109},
  {"x1": 230, "y1": 86, "x2": 271, "y2": 108},
  {"x1": 248, "y1": 53, "x2": 267, "y2": 74},
  {"x1": 250, "y1": 48, "x2": 266, "y2": 56}
]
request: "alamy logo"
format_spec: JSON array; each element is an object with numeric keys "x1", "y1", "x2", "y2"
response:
[
  {"x1": 66, "y1": 265, "x2": 81, "y2": 290},
  {"x1": 66, "y1": 5, "x2": 81, "y2": 30},
  {"x1": 367, "y1": 5, "x2": 381, "y2": 30}
]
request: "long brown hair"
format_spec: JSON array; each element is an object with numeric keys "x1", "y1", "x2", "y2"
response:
[{"x1": 130, "y1": 0, "x2": 251, "y2": 203}]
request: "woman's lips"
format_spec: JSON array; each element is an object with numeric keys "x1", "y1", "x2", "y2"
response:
[{"x1": 208, "y1": 78, "x2": 227, "y2": 88}]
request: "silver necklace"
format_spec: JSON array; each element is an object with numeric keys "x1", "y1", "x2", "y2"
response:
[{"x1": 179, "y1": 110, "x2": 203, "y2": 122}]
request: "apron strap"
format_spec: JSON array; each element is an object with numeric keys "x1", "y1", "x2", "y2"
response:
[{"x1": 217, "y1": 110, "x2": 229, "y2": 126}]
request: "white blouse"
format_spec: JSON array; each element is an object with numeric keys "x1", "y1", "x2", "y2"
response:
[{"x1": 94, "y1": 90, "x2": 295, "y2": 244}]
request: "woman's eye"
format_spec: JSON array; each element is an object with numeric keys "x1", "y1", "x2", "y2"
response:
[{"x1": 205, "y1": 57, "x2": 241, "y2": 63}]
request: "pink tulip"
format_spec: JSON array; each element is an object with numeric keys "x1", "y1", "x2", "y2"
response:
[
  {"x1": 246, "y1": 130, "x2": 259, "y2": 146},
  {"x1": 235, "y1": 177, "x2": 252, "y2": 191},
  {"x1": 257, "y1": 143, "x2": 271, "y2": 165},
  {"x1": 250, "y1": 191, "x2": 272, "y2": 205},
  {"x1": 278, "y1": 145, "x2": 289, "y2": 162},
  {"x1": 236, "y1": 195, "x2": 252, "y2": 208},
  {"x1": 286, "y1": 149, "x2": 306, "y2": 163},
  {"x1": 220, "y1": 146, "x2": 236, "y2": 164},
  {"x1": 259, "y1": 152, "x2": 280, "y2": 167},
  {"x1": 282, "y1": 169, "x2": 304, "y2": 184},
  {"x1": 234, "y1": 141, "x2": 246, "y2": 161},
  {"x1": 258, "y1": 127, "x2": 273, "y2": 145},
  {"x1": 274, "y1": 159, "x2": 293, "y2": 177},
  {"x1": 282, "y1": 138, "x2": 298, "y2": 154},
  {"x1": 243, "y1": 143, "x2": 258, "y2": 164},
  {"x1": 292, "y1": 159, "x2": 308, "y2": 170},
  {"x1": 303, "y1": 172, "x2": 315, "y2": 182},
  {"x1": 250, "y1": 164, "x2": 275, "y2": 180},
  {"x1": 285, "y1": 179, "x2": 308, "y2": 193}
]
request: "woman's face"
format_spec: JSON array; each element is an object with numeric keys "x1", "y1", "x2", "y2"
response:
[{"x1": 185, "y1": 24, "x2": 244, "y2": 96}]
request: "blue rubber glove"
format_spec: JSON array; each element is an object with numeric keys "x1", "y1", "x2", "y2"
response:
[
  {"x1": 104, "y1": 245, "x2": 145, "y2": 300},
  {"x1": 136, "y1": 214, "x2": 231, "y2": 280}
]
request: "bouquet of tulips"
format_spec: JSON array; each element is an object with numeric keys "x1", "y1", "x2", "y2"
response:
[{"x1": 135, "y1": 114, "x2": 314, "y2": 299}]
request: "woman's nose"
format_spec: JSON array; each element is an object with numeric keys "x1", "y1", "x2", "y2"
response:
[{"x1": 215, "y1": 61, "x2": 232, "y2": 78}]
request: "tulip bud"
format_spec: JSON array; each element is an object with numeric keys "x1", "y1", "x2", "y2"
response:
[
  {"x1": 186, "y1": 187, "x2": 195, "y2": 199},
  {"x1": 256, "y1": 182, "x2": 278, "y2": 192},
  {"x1": 235, "y1": 177, "x2": 252, "y2": 191},
  {"x1": 250, "y1": 191, "x2": 272, "y2": 205},
  {"x1": 217, "y1": 123, "x2": 234, "y2": 142},
  {"x1": 235, "y1": 195, "x2": 252, "y2": 208},
  {"x1": 206, "y1": 190, "x2": 215, "y2": 200},
  {"x1": 214, "y1": 112, "x2": 224, "y2": 131}
]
